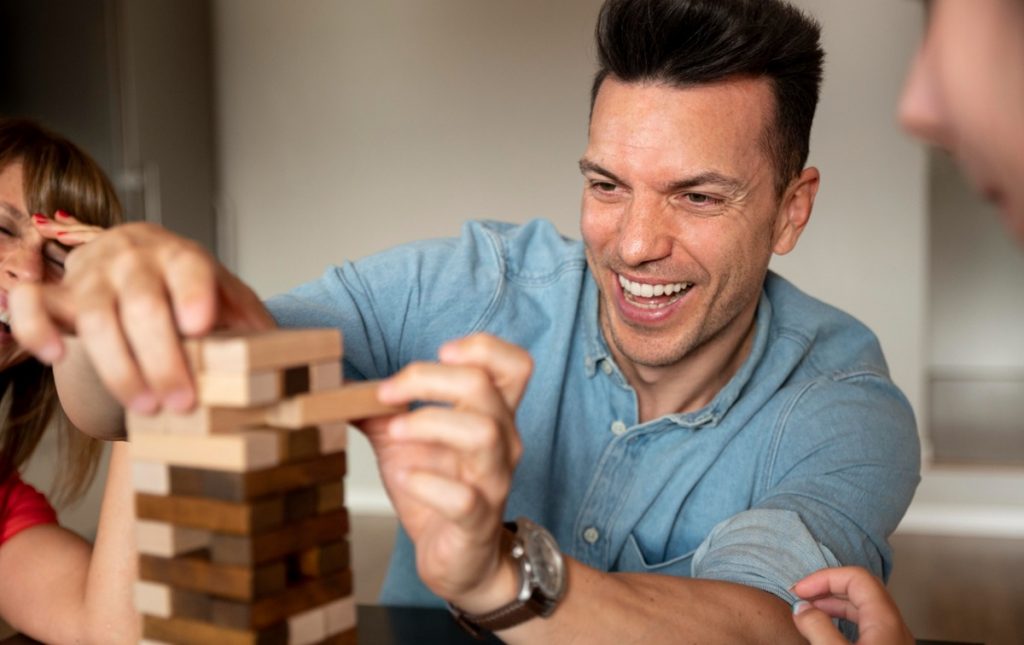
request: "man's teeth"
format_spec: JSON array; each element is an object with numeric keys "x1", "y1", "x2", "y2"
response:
[{"x1": 618, "y1": 275, "x2": 692, "y2": 298}]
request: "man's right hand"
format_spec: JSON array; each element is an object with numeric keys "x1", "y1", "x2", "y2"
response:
[{"x1": 10, "y1": 222, "x2": 274, "y2": 413}]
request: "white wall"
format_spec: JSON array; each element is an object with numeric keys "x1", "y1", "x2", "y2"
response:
[{"x1": 212, "y1": 0, "x2": 929, "y2": 513}]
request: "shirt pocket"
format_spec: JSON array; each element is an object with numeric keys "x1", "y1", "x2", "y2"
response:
[{"x1": 618, "y1": 532, "x2": 697, "y2": 577}]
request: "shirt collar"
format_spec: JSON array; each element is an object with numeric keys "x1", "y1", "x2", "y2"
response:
[{"x1": 581, "y1": 273, "x2": 774, "y2": 428}]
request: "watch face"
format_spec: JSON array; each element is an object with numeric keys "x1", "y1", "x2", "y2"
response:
[{"x1": 522, "y1": 522, "x2": 566, "y2": 599}]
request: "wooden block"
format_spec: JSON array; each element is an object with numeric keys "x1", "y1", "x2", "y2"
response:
[
  {"x1": 143, "y1": 614, "x2": 288, "y2": 645},
  {"x1": 139, "y1": 553, "x2": 286, "y2": 601},
  {"x1": 296, "y1": 540, "x2": 350, "y2": 578},
  {"x1": 126, "y1": 410, "x2": 168, "y2": 435},
  {"x1": 199, "y1": 370, "x2": 282, "y2": 406},
  {"x1": 318, "y1": 423, "x2": 347, "y2": 454},
  {"x1": 136, "y1": 493, "x2": 284, "y2": 535},
  {"x1": 308, "y1": 361, "x2": 341, "y2": 392},
  {"x1": 210, "y1": 570, "x2": 353, "y2": 630},
  {"x1": 324, "y1": 595, "x2": 357, "y2": 636},
  {"x1": 321, "y1": 628, "x2": 357, "y2": 645},
  {"x1": 283, "y1": 365, "x2": 311, "y2": 397},
  {"x1": 164, "y1": 405, "x2": 270, "y2": 435},
  {"x1": 316, "y1": 481, "x2": 345, "y2": 514},
  {"x1": 132, "y1": 460, "x2": 170, "y2": 495},
  {"x1": 283, "y1": 486, "x2": 319, "y2": 523},
  {"x1": 210, "y1": 509, "x2": 349, "y2": 566},
  {"x1": 265, "y1": 381, "x2": 404, "y2": 428},
  {"x1": 275, "y1": 426, "x2": 322, "y2": 462},
  {"x1": 134, "y1": 581, "x2": 211, "y2": 621},
  {"x1": 175, "y1": 453, "x2": 346, "y2": 502},
  {"x1": 200, "y1": 329, "x2": 342, "y2": 373},
  {"x1": 287, "y1": 605, "x2": 326, "y2": 645},
  {"x1": 136, "y1": 519, "x2": 211, "y2": 557},
  {"x1": 129, "y1": 429, "x2": 281, "y2": 472}
]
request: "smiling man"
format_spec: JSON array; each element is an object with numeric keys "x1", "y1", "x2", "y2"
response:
[{"x1": 11, "y1": 0, "x2": 919, "y2": 643}]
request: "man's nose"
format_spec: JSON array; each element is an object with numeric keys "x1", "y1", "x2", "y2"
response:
[{"x1": 617, "y1": 194, "x2": 673, "y2": 267}]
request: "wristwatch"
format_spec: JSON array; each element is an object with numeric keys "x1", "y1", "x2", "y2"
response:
[{"x1": 448, "y1": 517, "x2": 567, "y2": 638}]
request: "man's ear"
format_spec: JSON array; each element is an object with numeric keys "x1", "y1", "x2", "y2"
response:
[{"x1": 772, "y1": 167, "x2": 819, "y2": 255}]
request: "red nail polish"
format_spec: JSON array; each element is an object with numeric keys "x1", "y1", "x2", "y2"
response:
[
  {"x1": 33, "y1": 213, "x2": 48, "y2": 223},
  {"x1": 56, "y1": 231, "x2": 67, "y2": 236},
  {"x1": 55, "y1": 210, "x2": 71, "y2": 220}
]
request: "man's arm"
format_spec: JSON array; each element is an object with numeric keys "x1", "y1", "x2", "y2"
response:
[{"x1": 371, "y1": 334, "x2": 805, "y2": 644}]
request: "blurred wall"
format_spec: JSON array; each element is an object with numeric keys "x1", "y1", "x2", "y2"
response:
[{"x1": 211, "y1": 0, "x2": 928, "y2": 513}]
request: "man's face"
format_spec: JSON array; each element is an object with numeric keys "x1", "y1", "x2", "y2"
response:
[
  {"x1": 580, "y1": 77, "x2": 809, "y2": 372},
  {"x1": 900, "y1": 0, "x2": 1024, "y2": 241}
]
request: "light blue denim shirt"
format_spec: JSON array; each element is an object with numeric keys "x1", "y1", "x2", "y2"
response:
[{"x1": 267, "y1": 219, "x2": 920, "y2": 621}]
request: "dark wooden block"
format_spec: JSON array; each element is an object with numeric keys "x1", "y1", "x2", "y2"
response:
[
  {"x1": 284, "y1": 486, "x2": 319, "y2": 522},
  {"x1": 210, "y1": 509, "x2": 349, "y2": 566},
  {"x1": 139, "y1": 552, "x2": 286, "y2": 601},
  {"x1": 209, "y1": 569, "x2": 353, "y2": 630},
  {"x1": 316, "y1": 481, "x2": 345, "y2": 513},
  {"x1": 136, "y1": 493, "x2": 284, "y2": 535},
  {"x1": 169, "y1": 452, "x2": 346, "y2": 502},
  {"x1": 296, "y1": 540, "x2": 351, "y2": 578},
  {"x1": 282, "y1": 364, "x2": 311, "y2": 397},
  {"x1": 276, "y1": 425, "x2": 322, "y2": 462},
  {"x1": 321, "y1": 627, "x2": 358, "y2": 645},
  {"x1": 143, "y1": 613, "x2": 288, "y2": 645}
]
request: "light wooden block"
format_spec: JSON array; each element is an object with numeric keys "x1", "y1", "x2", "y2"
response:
[
  {"x1": 309, "y1": 361, "x2": 342, "y2": 391},
  {"x1": 133, "y1": 581, "x2": 211, "y2": 621},
  {"x1": 265, "y1": 381, "x2": 405, "y2": 428},
  {"x1": 198, "y1": 370, "x2": 281, "y2": 407},
  {"x1": 166, "y1": 405, "x2": 270, "y2": 435},
  {"x1": 318, "y1": 423, "x2": 347, "y2": 454},
  {"x1": 287, "y1": 605, "x2": 326, "y2": 645},
  {"x1": 131, "y1": 460, "x2": 170, "y2": 495},
  {"x1": 324, "y1": 595, "x2": 357, "y2": 636},
  {"x1": 143, "y1": 614, "x2": 287, "y2": 645},
  {"x1": 136, "y1": 520, "x2": 211, "y2": 557},
  {"x1": 129, "y1": 430, "x2": 281, "y2": 472},
  {"x1": 200, "y1": 329, "x2": 342, "y2": 373}
]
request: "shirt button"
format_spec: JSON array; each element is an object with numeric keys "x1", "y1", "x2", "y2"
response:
[
  {"x1": 601, "y1": 361, "x2": 613, "y2": 375},
  {"x1": 610, "y1": 420, "x2": 627, "y2": 436},
  {"x1": 583, "y1": 527, "x2": 600, "y2": 544}
]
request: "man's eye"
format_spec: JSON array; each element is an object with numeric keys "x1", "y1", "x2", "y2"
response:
[
  {"x1": 684, "y1": 193, "x2": 723, "y2": 206},
  {"x1": 591, "y1": 181, "x2": 617, "y2": 192}
]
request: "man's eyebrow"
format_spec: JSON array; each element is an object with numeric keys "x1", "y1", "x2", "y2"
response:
[
  {"x1": 578, "y1": 159, "x2": 627, "y2": 186},
  {"x1": 664, "y1": 172, "x2": 745, "y2": 195},
  {"x1": 579, "y1": 160, "x2": 744, "y2": 195}
]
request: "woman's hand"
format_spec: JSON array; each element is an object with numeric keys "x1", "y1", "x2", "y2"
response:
[{"x1": 32, "y1": 210, "x2": 104, "y2": 247}]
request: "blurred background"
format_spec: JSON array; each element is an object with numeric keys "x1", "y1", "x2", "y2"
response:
[{"x1": 2, "y1": 1, "x2": 1022, "y2": 642}]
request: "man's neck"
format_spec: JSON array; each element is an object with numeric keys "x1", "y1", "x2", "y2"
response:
[{"x1": 610, "y1": 301, "x2": 760, "y2": 424}]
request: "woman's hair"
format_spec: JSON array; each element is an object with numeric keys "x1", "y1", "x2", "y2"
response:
[{"x1": 0, "y1": 117, "x2": 123, "y2": 506}]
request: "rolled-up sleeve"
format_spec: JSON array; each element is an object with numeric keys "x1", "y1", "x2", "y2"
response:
[{"x1": 692, "y1": 372, "x2": 920, "y2": 638}]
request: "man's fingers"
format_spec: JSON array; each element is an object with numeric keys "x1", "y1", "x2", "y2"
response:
[
  {"x1": 791, "y1": 602, "x2": 848, "y2": 645},
  {"x1": 379, "y1": 362, "x2": 508, "y2": 418},
  {"x1": 397, "y1": 469, "x2": 487, "y2": 528},
  {"x1": 8, "y1": 283, "x2": 73, "y2": 363},
  {"x1": 389, "y1": 407, "x2": 506, "y2": 459},
  {"x1": 438, "y1": 333, "x2": 533, "y2": 410}
]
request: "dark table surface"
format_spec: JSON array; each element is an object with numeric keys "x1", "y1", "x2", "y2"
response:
[{"x1": 0, "y1": 605, "x2": 981, "y2": 644}]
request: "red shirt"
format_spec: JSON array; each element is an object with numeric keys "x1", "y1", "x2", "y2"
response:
[{"x1": 0, "y1": 473, "x2": 58, "y2": 545}]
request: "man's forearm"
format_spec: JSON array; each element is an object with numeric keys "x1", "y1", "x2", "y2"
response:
[{"x1": 495, "y1": 557, "x2": 803, "y2": 645}]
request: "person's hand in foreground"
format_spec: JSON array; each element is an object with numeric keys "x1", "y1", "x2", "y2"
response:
[
  {"x1": 791, "y1": 566, "x2": 914, "y2": 645},
  {"x1": 363, "y1": 333, "x2": 531, "y2": 611}
]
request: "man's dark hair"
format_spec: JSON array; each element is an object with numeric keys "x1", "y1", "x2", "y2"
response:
[{"x1": 592, "y1": 0, "x2": 824, "y2": 195}]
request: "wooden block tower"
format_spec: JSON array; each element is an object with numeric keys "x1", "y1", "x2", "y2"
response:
[{"x1": 127, "y1": 328, "x2": 401, "y2": 644}]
